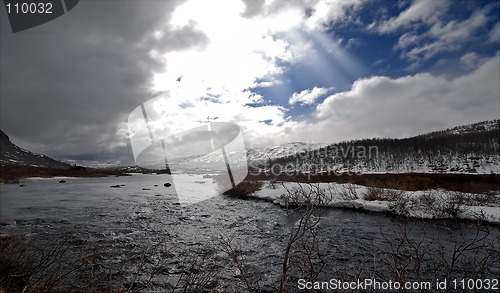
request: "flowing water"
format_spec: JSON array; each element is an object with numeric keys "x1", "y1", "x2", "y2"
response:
[{"x1": 1, "y1": 174, "x2": 499, "y2": 292}]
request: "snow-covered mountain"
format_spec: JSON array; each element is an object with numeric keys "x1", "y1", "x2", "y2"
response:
[
  {"x1": 167, "y1": 120, "x2": 499, "y2": 174},
  {"x1": 0, "y1": 130, "x2": 70, "y2": 169},
  {"x1": 160, "y1": 142, "x2": 326, "y2": 172},
  {"x1": 263, "y1": 120, "x2": 500, "y2": 174},
  {"x1": 2, "y1": 119, "x2": 498, "y2": 174}
]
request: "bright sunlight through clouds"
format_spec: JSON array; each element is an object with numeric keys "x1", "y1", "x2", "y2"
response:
[{"x1": 147, "y1": 0, "x2": 364, "y2": 147}]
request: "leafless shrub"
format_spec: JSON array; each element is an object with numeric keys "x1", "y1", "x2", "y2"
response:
[
  {"x1": 0, "y1": 232, "x2": 113, "y2": 292},
  {"x1": 420, "y1": 190, "x2": 437, "y2": 208},
  {"x1": 337, "y1": 182, "x2": 360, "y2": 200},
  {"x1": 389, "y1": 191, "x2": 417, "y2": 217},
  {"x1": 363, "y1": 187, "x2": 386, "y2": 201},
  {"x1": 435, "y1": 224, "x2": 500, "y2": 281},
  {"x1": 279, "y1": 182, "x2": 327, "y2": 293},
  {"x1": 364, "y1": 187, "x2": 409, "y2": 203},
  {"x1": 279, "y1": 182, "x2": 333, "y2": 208},
  {"x1": 435, "y1": 191, "x2": 466, "y2": 218},
  {"x1": 379, "y1": 222, "x2": 500, "y2": 286},
  {"x1": 419, "y1": 190, "x2": 470, "y2": 219},
  {"x1": 384, "y1": 189, "x2": 410, "y2": 202},
  {"x1": 267, "y1": 179, "x2": 279, "y2": 190},
  {"x1": 380, "y1": 224, "x2": 435, "y2": 284},
  {"x1": 171, "y1": 246, "x2": 220, "y2": 292},
  {"x1": 464, "y1": 192, "x2": 499, "y2": 206},
  {"x1": 0, "y1": 231, "x2": 175, "y2": 293},
  {"x1": 214, "y1": 235, "x2": 257, "y2": 293}
]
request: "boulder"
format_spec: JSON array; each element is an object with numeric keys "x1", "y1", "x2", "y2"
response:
[{"x1": 164, "y1": 183, "x2": 172, "y2": 187}]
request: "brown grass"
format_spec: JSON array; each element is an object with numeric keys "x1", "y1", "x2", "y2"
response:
[
  {"x1": 0, "y1": 165, "x2": 130, "y2": 183},
  {"x1": 247, "y1": 172, "x2": 500, "y2": 193},
  {"x1": 222, "y1": 180, "x2": 264, "y2": 198}
]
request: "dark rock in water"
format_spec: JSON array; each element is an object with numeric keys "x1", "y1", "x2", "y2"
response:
[
  {"x1": 164, "y1": 183, "x2": 172, "y2": 187},
  {"x1": 154, "y1": 194, "x2": 162, "y2": 197},
  {"x1": 0, "y1": 220, "x2": 16, "y2": 226},
  {"x1": 143, "y1": 188, "x2": 151, "y2": 190},
  {"x1": 154, "y1": 184, "x2": 158, "y2": 187},
  {"x1": 110, "y1": 185, "x2": 121, "y2": 188},
  {"x1": 120, "y1": 184, "x2": 125, "y2": 186},
  {"x1": 59, "y1": 180, "x2": 66, "y2": 183},
  {"x1": 19, "y1": 184, "x2": 26, "y2": 187}
]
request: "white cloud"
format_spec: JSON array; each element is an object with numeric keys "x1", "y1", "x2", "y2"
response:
[
  {"x1": 403, "y1": 9, "x2": 487, "y2": 61},
  {"x1": 303, "y1": 0, "x2": 363, "y2": 30},
  {"x1": 489, "y1": 22, "x2": 500, "y2": 43},
  {"x1": 141, "y1": 0, "x2": 499, "y2": 149},
  {"x1": 460, "y1": 52, "x2": 481, "y2": 68},
  {"x1": 378, "y1": 1, "x2": 493, "y2": 65},
  {"x1": 142, "y1": 0, "x2": 362, "y2": 148},
  {"x1": 311, "y1": 53, "x2": 500, "y2": 141},
  {"x1": 289, "y1": 87, "x2": 331, "y2": 105},
  {"x1": 378, "y1": 0, "x2": 446, "y2": 33},
  {"x1": 429, "y1": 9, "x2": 487, "y2": 42},
  {"x1": 345, "y1": 37, "x2": 362, "y2": 49}
]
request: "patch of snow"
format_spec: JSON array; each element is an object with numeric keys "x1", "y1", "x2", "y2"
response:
[{"x1": 250, "y1": 182, "x2": 500, "y2": 224}]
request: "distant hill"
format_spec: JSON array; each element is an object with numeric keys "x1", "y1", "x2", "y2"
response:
[
  {"x1": 0, "y1": 130, "x2": 71, "y2": 169},
  {"x1": 2, "y1": 120, "x2": 498, "y2": 175},
  {"x1": 264, "y1": 120, "x2": 499, "y2": 174},
  {"x1": 149, "y1": 120, "x2": 499, "y2": 175}
]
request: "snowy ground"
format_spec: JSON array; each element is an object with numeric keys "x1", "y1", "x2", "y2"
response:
[{"x1": 250, "y1": 181, "x2": 500, "y2": 224}]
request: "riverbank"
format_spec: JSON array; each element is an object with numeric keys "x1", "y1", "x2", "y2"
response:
[
  {"x1": 0, "y1": 165, "x2": 131, "y2": 183},
  {"x1": 238, "y1": 180, "x2": 500, "y2": 224},
  {"x1": 245, "y1": 172, "x2": 500, "y2": 193}
]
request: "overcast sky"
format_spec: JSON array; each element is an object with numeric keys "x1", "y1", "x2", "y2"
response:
[{"x1": 1, "y1": 0, "x2": 499, "y2": 166}]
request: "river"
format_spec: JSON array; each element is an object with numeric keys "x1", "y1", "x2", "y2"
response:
[{"x1": 1, "y1": 174, "x2": 499, "y2": 292}]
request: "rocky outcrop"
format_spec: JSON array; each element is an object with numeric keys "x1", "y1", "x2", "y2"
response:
[{"x1": 0, "y1": 130, "x2": 71, "y2": 169}]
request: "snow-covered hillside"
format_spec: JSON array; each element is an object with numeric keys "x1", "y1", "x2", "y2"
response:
[
  {"x1": 167, "y1": 120, "x2": 499, "y2": 174},
  {"x1": 162, "y1": 142, "x2": 326, "y2": 173},
  {"x1": 250, "y1": 181, "x2": 500, "y2": 224},
  {"x1": 262, "y1": 120, "x2": 499, "y2": 174}
]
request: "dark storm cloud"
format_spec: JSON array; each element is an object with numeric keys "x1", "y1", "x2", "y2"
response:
[{"x1": 0, "y1": 0, "x2": 208, "y2": 165}]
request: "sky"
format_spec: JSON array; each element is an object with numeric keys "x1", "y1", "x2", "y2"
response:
[{"x1": 0, "y1": 0, "x2": 499, "y2": 166}]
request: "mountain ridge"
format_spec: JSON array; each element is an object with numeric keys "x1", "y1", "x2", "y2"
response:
[
  {"x1": 0, "y1": 130, "x2": 71, "y2": 169},
  {"x1": 263, "y1": 119, "x2": 499, "y2": 174},
  {"x1": 1, "y1": 119, "x2": 498, "y2": 174},
  {"x1": 170, "y1": 120, "x2": 499, "y2": 174}
]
